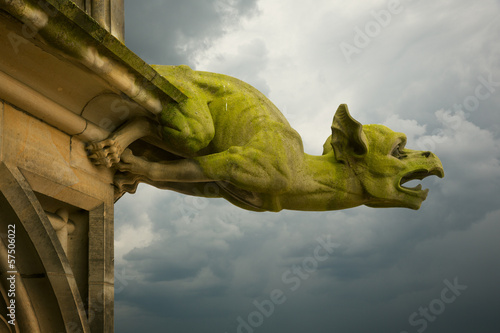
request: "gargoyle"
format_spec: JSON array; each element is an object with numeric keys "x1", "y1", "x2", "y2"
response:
[{"x1": 87, "y1": 65, "x2": 444, "y2": 212}]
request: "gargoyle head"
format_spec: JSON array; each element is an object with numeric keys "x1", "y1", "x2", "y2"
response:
[{"x1": 324, "y1": 104, "x2": 444, "y2": 210}]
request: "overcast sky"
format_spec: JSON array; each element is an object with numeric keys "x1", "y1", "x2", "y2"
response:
[{"x1": 115, "y1": 1, "x2": 500, "y2": 332}]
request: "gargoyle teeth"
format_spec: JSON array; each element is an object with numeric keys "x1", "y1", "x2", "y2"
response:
[
  {"x1": 406, "y1": 184, "x2": 422, "y2": 191},
  {"x1": 400, "y1": 182, "x2": 423, "y2": 191}
]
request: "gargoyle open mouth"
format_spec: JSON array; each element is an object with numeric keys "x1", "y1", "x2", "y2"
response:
[{"x1": 399, "y1": 168, "x2": 445, "y2": 195}]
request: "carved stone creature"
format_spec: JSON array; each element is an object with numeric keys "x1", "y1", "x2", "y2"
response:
[{"x1": 87, "y1": 65, "x2": 444, "y2": 211}]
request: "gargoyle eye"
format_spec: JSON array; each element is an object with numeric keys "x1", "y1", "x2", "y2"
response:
[{"x1": 391, "y1": 144, "x2": 405, "y2": 159}]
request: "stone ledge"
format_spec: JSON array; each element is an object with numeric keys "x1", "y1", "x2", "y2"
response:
[{"x1": 0, "y1": 0, "x2": 188, "y2": 115}]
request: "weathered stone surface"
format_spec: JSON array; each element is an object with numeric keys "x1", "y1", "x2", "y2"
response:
[
  {"x1": 0, "y1": 163, "x2": 89, "y2": 332},
  {"x1": 0, "y1": 96, "x2": 117, "y2": 331}
]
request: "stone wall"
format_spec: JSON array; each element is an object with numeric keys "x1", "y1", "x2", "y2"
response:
[{"x1": 0, "y1": 1, "x2": 183, "y2": 331}]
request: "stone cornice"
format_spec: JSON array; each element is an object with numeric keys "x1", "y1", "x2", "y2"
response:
[{"x1": 0, "y1": 0, "x2": 188, "y2": 114}]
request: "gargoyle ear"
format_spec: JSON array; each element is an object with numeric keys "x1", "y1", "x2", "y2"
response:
[{"x1": 331, "y1": 104, "x2": 368, "y2": 162}]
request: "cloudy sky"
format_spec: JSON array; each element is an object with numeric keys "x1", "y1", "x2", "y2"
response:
[{"x1": 115, "y1": 1, "x2": 500, "y2": 332}]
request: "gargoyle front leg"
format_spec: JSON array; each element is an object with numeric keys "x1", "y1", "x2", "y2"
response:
[
  {"x1": 116, "y1": 150, "x2": 212, "y2": 183},
  {"x1": 87, "y1": 116, "x2": 159, "y2": 167}
]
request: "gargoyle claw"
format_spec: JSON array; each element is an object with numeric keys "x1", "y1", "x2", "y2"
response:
[{"x1": 87, "y1": 136, "x2": 124, "y2": 168}]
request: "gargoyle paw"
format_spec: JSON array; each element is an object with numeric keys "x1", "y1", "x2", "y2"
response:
[{"x1": 87, "y1": 137, "x2": 124, "y2": 168}]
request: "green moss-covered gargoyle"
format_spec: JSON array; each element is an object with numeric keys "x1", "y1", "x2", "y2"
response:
[{"x1": 87, "y1": 65, "x2": 444, "y2": 212}]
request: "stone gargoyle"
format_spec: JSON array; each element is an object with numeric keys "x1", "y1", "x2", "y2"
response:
[{"x1": 87, "y1": 65, "x2": 444, "y2": 212}]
